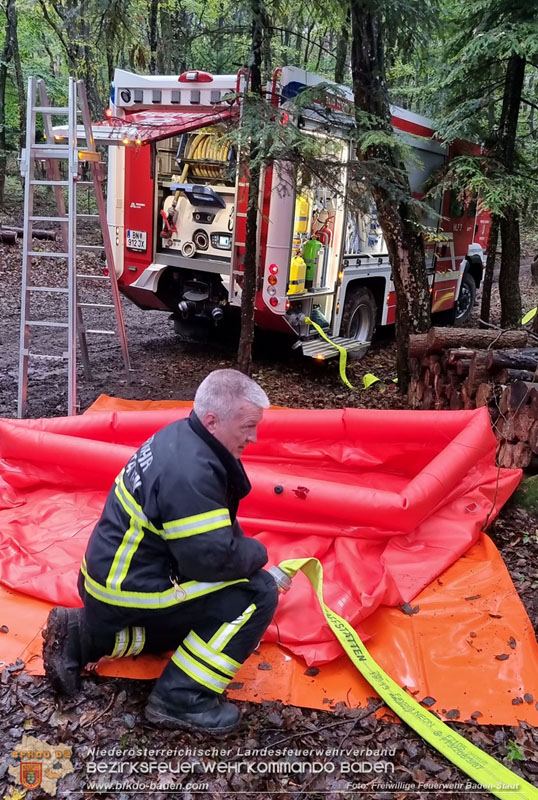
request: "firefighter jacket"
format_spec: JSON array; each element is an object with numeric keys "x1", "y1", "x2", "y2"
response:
[{"x1": 79, "y1": 411, "x2": 269, "y2": 613}]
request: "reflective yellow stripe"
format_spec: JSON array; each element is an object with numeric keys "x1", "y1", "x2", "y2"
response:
[
  {"x1": 278, "y1": 557, "x2": 538, "y2": 800},
  {"x1": 106, "y1": 516, "x2": 145, "y2": 590},
  {"x1": 107, "y1": 473, "x2": 160, "y2": 590},
  {"x1": 108, "y1": 628, "x2": 130, "y2": 658},
  {"x1": 162, "y1": 508, "x2": 231, "y2": 539},
  {"x1": 208, "y1": 603, "x2": 257, "y2": 651},
  {"x1": 114, "y1": 471, "x2": 161, "y2": 536},
  {"x1": 80, "y1": 559, "x2": 247, "y2": 609},
  {"x1": 172, "y1": 645, "x2": 228, "y2": 693},
  {"x1": 183, "y1": 631, "x2": 241, "y2": 677},
  {"x1": 125, "y1": 626, "x2": 146, "y2": 657}
]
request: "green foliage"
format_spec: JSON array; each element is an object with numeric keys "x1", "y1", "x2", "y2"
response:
[
  {"x1": 507, "y1": 741, "x2": 525, "y2": 762},
  {"x1": 512, "y1": 476, "x2": 538, "y2": 512},
  {"x1": 426, "y1": 154, "x2": 538, "y2": 216}
]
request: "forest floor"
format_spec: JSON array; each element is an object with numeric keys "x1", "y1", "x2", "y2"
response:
[{"x1": 1, "y1": 190, "x2": 538, "y2": 799}]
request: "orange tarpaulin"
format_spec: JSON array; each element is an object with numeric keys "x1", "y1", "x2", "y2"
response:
[{"x1": 0, "y1": 396, "x2": 536, "y2": 725}]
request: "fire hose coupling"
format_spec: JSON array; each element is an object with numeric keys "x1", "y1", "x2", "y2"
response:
[
  {"x1": 178, "y1": 300, "x2": 195, "y2": 318},
  {"x1": 267, "y1": 565, "x2": 293, "y2": 593}
]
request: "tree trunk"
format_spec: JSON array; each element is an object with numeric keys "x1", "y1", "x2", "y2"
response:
[
  {"x1": 334, "y1": 9, "x2": 350, "y2": 84},
  {"x1": 479, "y1": 213, "x2": 499, "y2": 326},
  {"x1": 6, "y1": 0, "x2": 24, "y2": 154},
  {"x1": 237, "y1": 0, "x2": 264, "y2": 376},
  {"x1": 348, "y1": 0, "x2": 430, "y2": 391},
  {"x1": 499, "y1": 206, "x2": 522, "y2": 327},
  {"x1": 0, "y1": 0, "x2": 15, "y2": 209},
  {"x1": 417, "y1": 326, "x2": 528, "y2": 353},
  {"x1": 497, "y1": 54, "x2": 525, "y2": 327},
  {"x1": 149, "y1": 0, "x2": 159, "y2": 74},
  {"x1": 156, "y1": 1, "x2": 169, "y2": 73}
]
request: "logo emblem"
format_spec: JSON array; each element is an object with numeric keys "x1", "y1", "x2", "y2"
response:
[{"x1": 20, "y1": 762, "x2": 42, "y2": 789}]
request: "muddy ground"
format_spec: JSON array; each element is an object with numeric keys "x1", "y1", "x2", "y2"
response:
[{"x1": 1, "y1": 200, "x2": 538, "y2": 799}]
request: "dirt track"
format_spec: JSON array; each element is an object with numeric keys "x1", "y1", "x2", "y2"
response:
[
  {"x1": 0, "y1": 234, "x2": 412, "y2": 419},
  {"x1": 1, "y1": 231, "x2": 535, "y2": 419}
]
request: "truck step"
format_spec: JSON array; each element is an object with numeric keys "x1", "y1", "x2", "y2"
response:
[{"x1": 300, "y1": 336, "x2": 369, "y2": 360}]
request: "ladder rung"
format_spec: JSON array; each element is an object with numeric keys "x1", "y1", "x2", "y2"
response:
[
  {"x1": 78, "y1": 302, "x2": 115, "y2": 309},
  {"x1": 28, "y1": 250, "x2": 68, "y2": 258},
  {"x1": 23, "y1": 352, "x2": 66, "y2": 361},
  {"x1": 27, "y1": 321, "x2": 69, "y2": 328},
  {"x1": 77, "y1": 181, "x2": 95, "y2": 187},
  {"x1": 31, "y1": 146, "x2": 70, "y2": 159},
  {"x1": 77, "y1": 213, "x2": 99, "y2": 220},
  {"x1": 77, "y1": 274, "x2": 108, "y2": 281},
  {"x1": 33, "y1": 106, "x2": 69, "y2": 114},
  {"x1": 27, "y1": 250, "x2": 69, "y2": 258},
  {"x1": 76, "y1": 244, "x2": 104, "y2": 251},
  {"x1": 29, "y1": 215, "x2": 67, "y2": 223},
  {"x1": 28, "y1": 286, "x2": 68, "y2": 294},
  {"x1": 30, "y1": 180, "x2": 69, "y2": 186},
  {"x1": 86, "y1": 329, "x2": 116, "y2": 335},
  {"x1": 32, "y1": 143, "x2": 69, "y2": 151}
]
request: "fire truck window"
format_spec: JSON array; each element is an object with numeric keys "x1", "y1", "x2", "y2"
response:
[{"x1": 449, "y1": 190, "x2": 464, "y2": 218}]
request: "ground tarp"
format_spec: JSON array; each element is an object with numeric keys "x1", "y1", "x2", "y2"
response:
[{"x1": 1, "y1": 399, "x2": 537, "y2": 725}]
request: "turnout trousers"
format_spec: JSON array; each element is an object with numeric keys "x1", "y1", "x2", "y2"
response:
[{"x1": 78, "y1": 569, "x2": 278, "y2": 708}]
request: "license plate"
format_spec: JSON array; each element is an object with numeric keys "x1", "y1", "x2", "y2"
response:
[{"x1": 126, "y1": 229, "x2": 147, "y2": 251}]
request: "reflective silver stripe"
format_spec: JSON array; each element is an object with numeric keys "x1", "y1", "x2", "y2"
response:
[
  {"x1": 209, "y1": 603, "x2": 257, "y2": 651},
  {"x1": 108, "y1": 628, "x2": 129, "y2": 658},
  {"x1": 172, "y1": 646, "x2": 228, "y2": 693},
  {"x1": 125, "y1": 626, "x2": 145, "y2": 657},
  {"x1": 163, "y1": 508, "x2": 231, "y2": 539},
  {"x1": 183, "y1": 631, "x2": 240, "y2": 677},
  {"x1": 81, "y1": 561, "x2": 247, "y2": 609}
]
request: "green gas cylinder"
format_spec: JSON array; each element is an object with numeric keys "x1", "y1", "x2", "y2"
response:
[{"x1": 302, "y1": 238, "x2": 323, "y2": 289}]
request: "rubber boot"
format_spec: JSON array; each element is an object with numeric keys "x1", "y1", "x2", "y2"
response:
[
  {"x1": 145, "y1": 660, "x2": 240, "y2": 734},
  {"x1": 145, "y1": 689, "x2": 240, "y2": 734},
  {"x1": 42, "y1": 607, "x2": 86, "y2": 696}
]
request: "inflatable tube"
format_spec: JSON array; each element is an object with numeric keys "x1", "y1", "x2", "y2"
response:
[{"x1": 0, "y1": 405, "x2": 521, "y2": 665}]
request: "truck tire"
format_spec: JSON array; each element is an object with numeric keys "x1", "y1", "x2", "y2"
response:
[
  {"x1": 340, "y1": 286, "x2": 377, "y2": 360},
  {"x1": 455, "y1": 270, "x2": 476, "y2": 325}
]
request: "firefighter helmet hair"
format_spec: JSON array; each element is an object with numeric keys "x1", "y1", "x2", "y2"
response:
[{"x1": 194, "y1": 369, "x2": 270, "y2": 420}]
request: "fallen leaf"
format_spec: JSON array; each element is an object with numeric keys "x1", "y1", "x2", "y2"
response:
[{"x1": 420, "y1": 696, "x2": 436, "y2": 707}]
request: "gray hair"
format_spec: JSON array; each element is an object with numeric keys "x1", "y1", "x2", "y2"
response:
[{"x1": 194, "y1": 369, "x2": 270, "y2": 420}]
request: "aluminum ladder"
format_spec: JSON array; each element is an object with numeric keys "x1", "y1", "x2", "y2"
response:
[{"x1": 18, "y1": 76, "x2": 131, "y2": 417}]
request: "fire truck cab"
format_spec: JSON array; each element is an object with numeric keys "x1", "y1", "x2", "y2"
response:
[{"x1": 96, "y1": 66, "x2": 488, "y2": 359}]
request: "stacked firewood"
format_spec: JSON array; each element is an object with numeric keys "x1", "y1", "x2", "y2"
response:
[
  {"x1": 408, "y1": 327, "x2": 538, "y2": 469},
  {"x1": 0, "y1": 225, "x2": 57, "y2": 243}
]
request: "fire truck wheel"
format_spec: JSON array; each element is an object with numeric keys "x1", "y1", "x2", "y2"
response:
[
  {"x1": 341, "y1": 286, "x2": 377, "y2": 360},
  {"x1": 454, "y1": 271, "x2": 476, "y2": 325}
]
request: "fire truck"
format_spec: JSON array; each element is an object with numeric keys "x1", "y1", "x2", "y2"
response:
[{"x1": 93, "y1": 66, "x2": 489, "y2": 359}]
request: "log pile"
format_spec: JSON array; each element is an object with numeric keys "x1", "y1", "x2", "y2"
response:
[
  {"x1": 0, "y1": 226, "x2": 57, "y2": 243},
  {"x1": 408, "y1": 327, "x2": 538, "y2": 469}
]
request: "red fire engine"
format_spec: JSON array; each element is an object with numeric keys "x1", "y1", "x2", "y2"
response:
[{"x1": 94, "y1": 66, "x2": 489, "y2": 359}]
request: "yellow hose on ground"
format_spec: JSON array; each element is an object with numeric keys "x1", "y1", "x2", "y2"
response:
[{"x1": 278, "y1": 556, "x2": 538, "y2": 800}]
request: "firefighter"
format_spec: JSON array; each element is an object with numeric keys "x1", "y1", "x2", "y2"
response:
[{"x1": 42, "y1": 369, "x2": 277, "y2": 734}]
